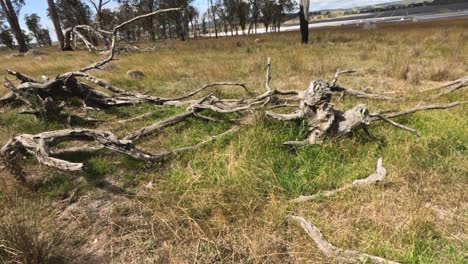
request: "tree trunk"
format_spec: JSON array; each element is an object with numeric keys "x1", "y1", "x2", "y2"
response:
[
  {"x1": 146, "y1": 0, "x2": 155, "y2": 41},
  {"x1": 209, "y1": 0, "x2": 218, "y2": 38},
  {"x1": 0, "y1": 0, "x2": 28, "y2": 52},
  {"x1": 299, "y1": 0, "x2": 309, "y2": 44},
  {"x1": 47, "y1": 0, "x2": 72, "y2": 50}
]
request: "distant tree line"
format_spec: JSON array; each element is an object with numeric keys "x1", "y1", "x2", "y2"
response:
[
  {"x1": 358, "y1": 0, "x2": 467, "y2": 14},
  {"x1": 203, "y1": 0, "x2": 294, "y2": 36},
  {"x1": 1, "y1": 0, "x2": 303, "y2": 53}
]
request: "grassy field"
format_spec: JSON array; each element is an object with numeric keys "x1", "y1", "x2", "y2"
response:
[{"x1": 0, "y1": 19, "x2": 467, "y2": 263}]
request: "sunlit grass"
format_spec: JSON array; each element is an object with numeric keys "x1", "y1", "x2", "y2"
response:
[{"x1": 0, "y1": 18, "x2": 467, "y2": 263}]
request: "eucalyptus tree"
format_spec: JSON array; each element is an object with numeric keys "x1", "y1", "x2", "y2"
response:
[
  {"x1": 87, "y1": 0, "x2": 112, "y2": 26},
  {"x1": 24, "y1": 13, "x2": 52, "y2": 46},
  {"x1": 55, "y1": 0, "x2": 93, "y2": 28},
  {"x1": 0, "y1": 0, "x2": 28, "y2": 52},
  {"x1": 0, "y1": 27, "x2": 14, "y2": 49},
  {"x1": 47, "y1": 0, "x2": 71, "y2": 50}
]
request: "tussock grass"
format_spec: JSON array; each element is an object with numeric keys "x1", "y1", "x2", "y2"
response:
[{"x1": 0, "y1": 18, "x2": 467, "y2": 263}]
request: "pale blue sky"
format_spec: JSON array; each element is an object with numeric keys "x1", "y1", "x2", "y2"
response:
[{"x1": 18, "y1": 0, "x2": 397, "y2": 34}]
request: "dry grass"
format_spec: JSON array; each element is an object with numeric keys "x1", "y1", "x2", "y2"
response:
[{"x1": 0, "y1": 18, "x2": 467, "y2": 263}]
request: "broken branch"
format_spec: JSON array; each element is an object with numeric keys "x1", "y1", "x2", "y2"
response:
[
  {"x1": 289, "y1": 215, "x2": 401, "y2": 264},
  {"x1": 290, "y1": 158, "x2": 387, "y2": 203}
]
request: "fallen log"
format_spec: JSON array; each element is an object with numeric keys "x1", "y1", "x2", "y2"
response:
[
  {"x1": 0, "y1": 127, "x2": 238, "y2": 172},
  {"x1": 2, "y1": 69, "x2": 249, "y2": 113}
]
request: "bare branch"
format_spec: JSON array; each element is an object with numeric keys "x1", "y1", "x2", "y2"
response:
[
  {"x1": 266, "y1": 110, "x2": 303, "y2": 121},
  {"x1": 117, "y1": 112, "x2": 153, "y2": 124},
  {"x1": 265, "y1": 57, "x2": 272, "y2": 92},
  {"x1": 337, "y1": 87, "x2": 398, "y2": 100},
  {"x1": 290, "y1": 158, "x2": 387, "y2": 203},
  {"x1": 7, "y1": 69, "x2": 38, "y2": 83},
  {"x1": 429, "y1": 78, "x2": 468, "y2": 100},
  {"x1": 372, "y1": 102, "x2": 466, "y2": 121},
  {"x1": 283, "y1": 140, "x2": 309, "y2": 146},
  {"x1": 331, "y1": 69, "x2": 355, "y2": 86},
  {"x1": 161, "y1": 82, "x2": 249, "y2": 102},
  {"x1": 124, "y1": 111, "x2": 195, "y2": 141},
  {"x1": 289, "y1": 215, "x2": 401, "y2": 264},
  {"x1": 420, "y1": 76, "x2": 468, "y2": 92},
  {"x1": 370, "y1": 114, "x2": 420, "y2": 137}
]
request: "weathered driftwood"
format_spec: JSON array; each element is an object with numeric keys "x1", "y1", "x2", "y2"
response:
[
  {"x1": 0, "y1": 127, "x2": 238, "y2": 172},
  {"x1": 289, "y1": 215, "x2": 401, "y2": 264},
  {"x1": 1, "y1": 31, "x2": 465, "y2": 176},
  {"x1": 263, "y1": 67, "x2": 403, "y2": 146},
  {"x1": 290, "y1": 158, "x2": 387, "y2": 203}
]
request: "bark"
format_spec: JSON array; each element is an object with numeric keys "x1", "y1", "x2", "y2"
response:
[{"x1": 0, "y1": 0, "x2": 28, "y2": 52}]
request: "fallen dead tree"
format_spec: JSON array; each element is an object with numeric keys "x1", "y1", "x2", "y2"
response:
[
  {"x1": 291, "y1": 158, "x2": 386, "y2": 203},
  {"x1": 289, "y1": 215, "x2": 401, "y2": 264},
  {"x1": 79, "y1": 7, "x2": 183, "y2": 72},
  {"x1": 1, "y1": 57, "x2": 465, "y2": 173},
  {"x1": 0, "y1": 7, "x2": 196, "y2": 114},
  {"x1": 1, "y1": 69, "x2": 248, "y2": 119},
  {"x1": 0, "y1": 5, "x2": 465, "y2": 176},
  {"x1": 0, "y1": 89, "x2": 266, "y2": 172},
  {"x1": 63, "y1": 25, "x2": 111, "y2": 53},
  {"x1": 0, "y1": 126, "x2": 238, "y2": 172},
  {"x1": 265, "y1": 69, "x2": 466, "y2": 145}
]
